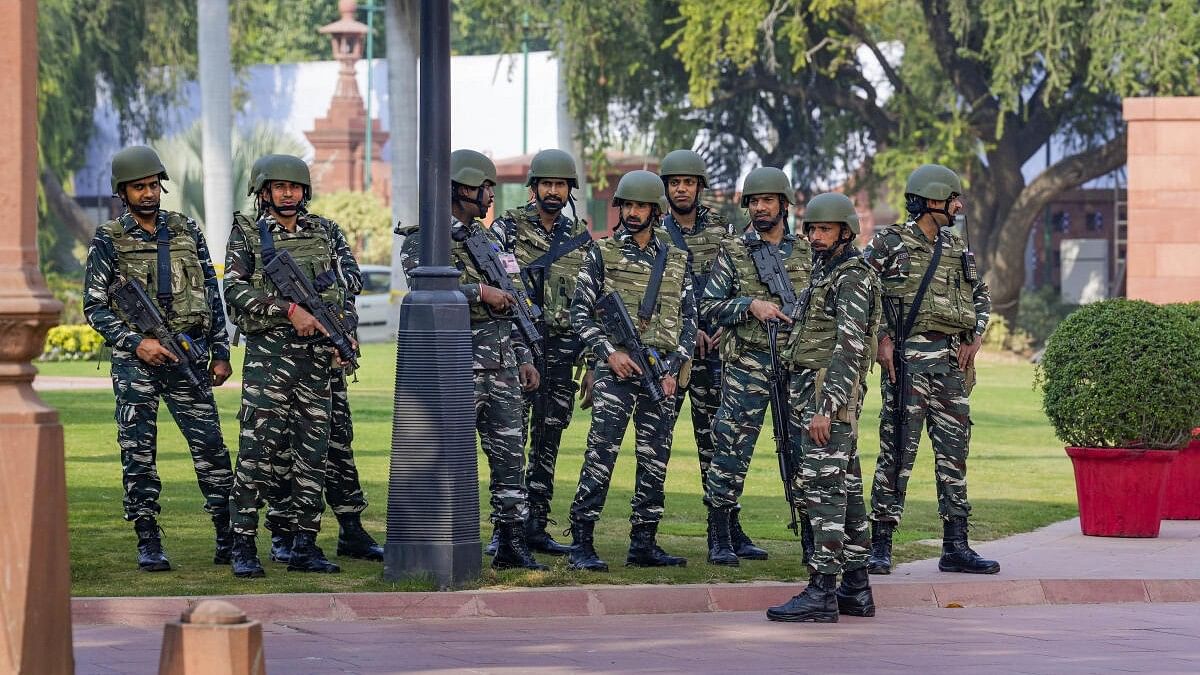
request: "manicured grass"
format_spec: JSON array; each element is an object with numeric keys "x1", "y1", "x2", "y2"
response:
[{"x1": 47, "y1": 345, "x2": 1076, "y2": 596}]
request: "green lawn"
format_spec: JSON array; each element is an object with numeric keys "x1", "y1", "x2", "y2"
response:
[{"x1": 41, "y1": 345, "x2": 1077, "y2": 597}]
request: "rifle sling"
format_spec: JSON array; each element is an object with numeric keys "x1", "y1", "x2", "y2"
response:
[
  {"x1": 896, "y1": 231, "x2": 942, "y2": 341},
  {"x1": 155, "y1": 219, "x2": 173, "y2": 320},
  {"x1": 637, "y1": 241, "x2": 669, "y2": 323},
  {"x1": 525, "y1": 228, "x2": 591, "y2": 303}
]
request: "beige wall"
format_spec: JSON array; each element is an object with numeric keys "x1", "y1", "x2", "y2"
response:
[{"x1": 1123, "y1": 97, "x2": 1200, "y2": 304}]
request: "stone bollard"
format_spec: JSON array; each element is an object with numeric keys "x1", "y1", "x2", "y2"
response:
[{"x1": 158, "y1": 599, "x2": 266, "y2": 674}]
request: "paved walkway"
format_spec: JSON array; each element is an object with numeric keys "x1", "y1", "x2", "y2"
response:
[
  {"x1": 76, "y1": 601, "x2": 1200, "y2": 674},
  {"x1": 33, "y1": 375, "x2": 241, "y2": 391}
]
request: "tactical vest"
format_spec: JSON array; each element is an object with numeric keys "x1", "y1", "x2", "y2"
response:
[
  {"x1": 229, "y1": 212, "x2": 345, "y2": 334},
  {"x1": 787, "y1": 254, "x2": 881, "y2": 374},
  {"x1": 720, "y1": 234, "x2": 812, "y2": 359},
  {"x1": 451, "y1": 219, "x2": 525, "y2": 325},
  {"x1": 882, "y1": 223, "x2": 976, "y2": 335},
  {"x1": 597, "y1": 235, "x2": 688, "y2": 353},
  {"x1": 103, "y1": 212, "x2": 210, "y2": 334},
  {"x1": 506, "y1": 206, "x2": 591, "y2": 332}
]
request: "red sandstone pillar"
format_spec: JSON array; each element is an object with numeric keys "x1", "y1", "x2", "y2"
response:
[{"x1": 0, "y1": 1, "x2": 75, "y2": 672}]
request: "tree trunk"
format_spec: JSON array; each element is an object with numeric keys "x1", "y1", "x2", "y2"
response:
[
  {"x1": 40, "y1": 169, "x2": 96, "y2": 245},
  {"x1": 197, "y1": 0, "x2": 233, "y2": 266},
  {"x1": 387, "y1": 0, "x2": 419, "y2": 292}
]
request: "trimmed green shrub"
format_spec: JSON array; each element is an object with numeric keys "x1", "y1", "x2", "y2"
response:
[
  {"x1": 1037, "y1": 298, "x2": 1200, "y2": 449},
  {"x1": 42, "y1": 324, "x2": 104, "y2": 361},
  {"x1": 307, "y1": 191, "x2": 392, "y2": 265}
]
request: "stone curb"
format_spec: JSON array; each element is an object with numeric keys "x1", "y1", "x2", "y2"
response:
[{"x1": 72, "y1": 578, "x2": 1200, "y2": 626}]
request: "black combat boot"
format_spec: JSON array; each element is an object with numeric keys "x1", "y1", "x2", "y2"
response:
[
  {"x1": 706, "y1": 506, "x2": 739, "y2": 566},
  {"x1": 212, "y1": 513, "x2": 233, "y2": 565},
  {"x1": 566, "y1": 520, "x2": 608, "y2": 572},
  {"x1": 267, "y1": 524, "x2": 293, "y2": 564},
  {"x1": 525, "y1": 508, "x2": 573, "y2": 556},
  {"x1": 866, "y1": 521, "x2": 894, "y2": 575},
  {"x1": 483, "y1": 526, "x2": 499, "y2": 556},
  {"x1": 133, "y1": 517, "x2": 171, "y2": 572},
  {"x1": 729, "y1": 508, "x2": 768, "y2": 560},
  {"x1": 938, "y1": 516, "x2": 1000, "y2": 574},
  {"x1": 835, "y1": 567, "x2": 876, "y2": 617},
  {"x1": 625, "y1": 522, "x2": 687, "y2": 567},
  {"x1": 492, "y1": 522, "x2": 550, "y2": 571},
  {"x1": 230, "y1": 533, "x2": 265, "y2": 578},
  {"x1": 800, "y1": 517, "x2": 815, "y2": 566},
  {"x1": 287, "y1": 532, "x2": 341, "y2": 573},
  {"x1": 766, "y1": 573, "x2": 839, "y2": 623},
  {"x1": 335, "y1": 512, "x2": 384, "y2": 561}
]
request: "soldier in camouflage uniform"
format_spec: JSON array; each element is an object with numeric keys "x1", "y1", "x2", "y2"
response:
[
  {"x1": 865, "y1": 164, "x2": 999, "y2": 576},
  {"x1": 399, "y1": 149, "x2": 547, "y2": 571},
  {"x1": 492, "y1": 149, "x2": 594, "y2": 557},
  {"x1": 567, "y1": 170, "x2": 696, "y2": 572},
  {"x1": 83, "y1": 146, "x2": 235, "y2": 572},
  {"x1": 658, "y1": 150, "x2": 741, "y2": 540},
  {"x1": 224, "y1": 154, "x2": 358, "y2": 577},
  {"x1": 767, "y1": 193, "x2": 880, "y2": 623},
  {"x1": 701, "y1": 167, "x2": 811, "y2": 566}
]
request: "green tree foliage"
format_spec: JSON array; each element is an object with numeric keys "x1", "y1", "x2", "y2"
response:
[
  {"x1": 457, "y1": 0, "x2": 1200, "y2": 318},
  {"x1": 307, "y1": 191, "x2": 393, "y2": 265}
]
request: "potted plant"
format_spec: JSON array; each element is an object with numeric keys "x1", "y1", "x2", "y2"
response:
[
  {"x1": 1162, "y1": 303, "x2": 1200, "y2": 520},
  {"x1": 1038, "y1": 299, "x2": 1200, "y2": 537}
]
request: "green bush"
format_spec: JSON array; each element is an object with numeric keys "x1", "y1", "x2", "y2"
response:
[
  {"x1": 1037, "y1": 299, "x2": 1200, "y2": 449},
  {"x1": 982, "y1": 313, "x2": 1034, "y2": 354},
  {"x1": 42, "y1": 324, "x2": 104, "y2": 361},
  {"x1": 307, "y1": 191, "x2": 392, "y2": 265},
  {"x1": 44, "y1": 271, "x2": 86, "y2": 325}
]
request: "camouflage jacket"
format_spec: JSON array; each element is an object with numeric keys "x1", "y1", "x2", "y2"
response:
[
  {"x1": 83, "y1": 210, "x2": 231, "y2": 361},
  {"x1": 787, "y1": 246, "x2": 880, "y2": 418},
  {"x1": 662, "y1": 204, "x2": 734, "y2": 334},
  {"x1": 570, "y1": 229, "x2": 697, "y2": 373},
  {"x1": 399, "y1": 218, "x2": 533, "y2": 371},
  {"x1": 864, "y1": 219, "x2": 989, "y2": 374},
  {"x1": 223, "y1": 212, "x2": 360, "y2": 353}
]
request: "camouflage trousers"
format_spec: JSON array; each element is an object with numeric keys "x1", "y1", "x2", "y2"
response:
[
  {"x1": 110, "y1": 352, "x2": 233, "y2": 521},
  {"x1": 870, "y1": 367, "x2": 972, "y2": 525},
  {"x1": 788, "y1": 368, "x2": 870, "y2": 575},
  {"x1": 673, "y1": 355, "x2": 722, "y2": 502},
  {"x1": 523, "y1": 332, "x2": 585, "y2": 516},
  {"x1": 230, "y1": 337, "x2": 333, "y2": 535},
  {"x1": 477, "y1": 366, "x2": 530, "y2": 524},
  {"x1": 264, "y1": 371, "x2": 367, "y2": 534},
  {"x1": 705, "y1": 352, "x2": 771, "y2": 509},
  {"x1": 570, "y1": 364, "x2": 676, "y2": 526}
]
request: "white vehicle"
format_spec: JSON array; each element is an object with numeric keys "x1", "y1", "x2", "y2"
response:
[{"x1": 354, "y1": 265, "x2": 398, "y2": 343}]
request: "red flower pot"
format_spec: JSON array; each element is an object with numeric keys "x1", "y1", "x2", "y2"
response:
[
  {"x1": 1162, "y1": 439, "x2": 1200, "y2": 520},
  {"x1": 1066, "y1": 446, "x2": 1177, "y2": 537}
]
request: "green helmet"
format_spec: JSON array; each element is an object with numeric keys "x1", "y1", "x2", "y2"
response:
[
  {"x1": 611, "y1": 170, "x2": 666, "y2": 208},
  {"x1": 739, "y1": 167, "x2": 793, "y2": 207},
  {"x1": 803, "y1": 192, "x2": 860, "y2": 235},
  {"x1": 252, "y1": 154, "x2": 311, "y2": 196},
  {"x1": 450, "y1": 149, "x2": 497, "y2": 188},
  {"x1": 247, "y1": 154, "x2": 280, "y2": 196},
  {"x1": 526, "y1": 148, "x2": 578, "y2": 188},
  {"x1": 659, "y1": 149, "x2": 709, "y2": 187},
  {"x1": 904, "y1": 164, "x2": 962, "y2": 200},
  {"x1": 111, "y1": 145, "x2": 169, "y2": 195}
]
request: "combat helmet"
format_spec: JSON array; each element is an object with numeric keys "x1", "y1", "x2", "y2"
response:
[
  {"x1": 525, "y1": 149, "x2": 578, "y2": 188},
  {"x1": 450, "y1": 149, "x2": 497, "y2": 188},
  {"x1": 611, "y1": 170, "x2": 667, "y2": 208},
  {"x1": 904, "y1": 164, "x2": 961, "y2": 201},
  {"x1": 247, "y1": 154, "x2": 282, "y2": 196},
  {"x1": 803, "y1": 192, "x2": 860, "y2": 235},
  {"x1": 252, "y1": 154, "x2": 312, "y2": 198},
  {"x1": 739, "y1": 167, "x2": 793, "y2": 207},
  {"x1": 111, "y1": 146, "x2": 169, "y2": 196},
  {"x1": 659, "y1": 149, "x2": 709, "y2": 188}
]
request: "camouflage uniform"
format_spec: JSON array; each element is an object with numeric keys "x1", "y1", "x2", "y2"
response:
[
  {"x1": 493, "y1": 204, "x2": 593, "y2": 519},
  {"x1": 83, "y1": 210, "x2": 233, "y2": 523},
  {"x1": 701, "y1": 230, "x2": 811, "y2": 510},
  {"x1": 224, "y1": 212, "x2": 359, "y2": 536},
  {"x1": 784, "y1": 247, "x2": 879, "y2": 575},
  {"x1": 399, "y1": 219, "x2": 534, "y2": 525},
  {"x1": 865, "y1": 219, "x2": 990, "y2": 525},
  {"x1": 662, "y1": 206, "x2": 734, "y2": 490},
  {"x1": 568, "y1": 231, "x2": 697, "y2": 525}
]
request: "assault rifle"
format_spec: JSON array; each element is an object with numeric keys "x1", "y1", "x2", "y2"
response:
[
  {"x1": 456, "y1": 226, "x2": 544, "y2": 362},
  {"x1": 595, "y1": 291, "x2": 667, "y2": 403},
  {"x1": 111, "y1": 277, "x2": 208, "y2": 389},
  {"x1": 884, "y1": 297, "x2": 909, "y2": 498},
  {"x1": 263, "y1": 249, "x2": 359, "y2": 372},
  {"x1": 765, "y1": 319, "x2": 800, "y2": 536},
  {"x1": 749, "y1": 241, "x2": 800, "y2": 318}
]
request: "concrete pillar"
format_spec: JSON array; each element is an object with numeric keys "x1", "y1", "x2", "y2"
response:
[
  {"x1": 158, "y1": 600, "x2": 265, "y2": 675},
  {"x1": 1123, "y1": 97, "x2": 1200, "y2": 303},
  {"x1": 0, "y1": 1, "x2": 75, "y2": 673}
]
